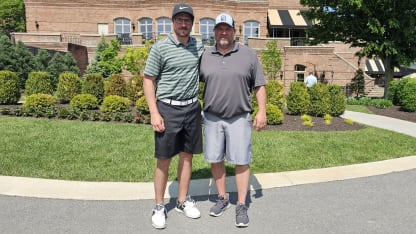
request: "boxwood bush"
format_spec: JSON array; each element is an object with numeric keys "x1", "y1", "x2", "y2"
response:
[
  {"x1": 265, "y1": 80, "x2": 286, "y2": 110},
  {"x1": 328, "y1": 84, "x2": 346, "y2": 117},
  {"x1": 135, "y1": 96, "x2": 149, "y2": 115},
  {"x1": 127, "y1": 75, "x2": 144, "y2": 105},
  {"x1": 70, "y1": 94, "x2": 99, "y2": 110},
  {"x1": 56, "y1": 72, "x2": 81, "y2": 104},
  {"x1": 23, "y1": 93, "x2": 55, "y2": 110},
  {"x1": 286, "y1": 81, "x2": 310, "y2": 115},
  {"x1": 0, "y1": 70, "x2": 21, "y2": 104},
  {"x1": 308, "y1": 83, "x2": 330, "y2": 117},
  {"x1": 25, "y1": 71, "x2": 53, "y2": 96},
  {"x1": 101, "y1": 95, "x2": 131, "y2": 113},
  {"x1": 82, "y1": 73, "x2": 105, "y2": 104},
  {"x1": 105, "y1": 74, "x2": 127, "y2": 97}
]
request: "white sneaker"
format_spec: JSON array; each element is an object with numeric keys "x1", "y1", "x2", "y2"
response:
[
  {"x1": 175, "y1": 195, "x2": 201, "y2": 219},
  {"x1": 151, "y1": 204, "x2": 167, "y2": 229}
]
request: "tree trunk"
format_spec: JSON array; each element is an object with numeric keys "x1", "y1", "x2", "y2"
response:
[{"x1": 382, "y1": 56, "x2": 394, "y2": 100}]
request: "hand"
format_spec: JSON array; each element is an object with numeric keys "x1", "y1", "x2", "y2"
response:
[
  {"x1": 150, "y1": 112, "x2": 165, "y2": 132},
  {"x1": 253, "y1": 112, "x2": 267, "y2": 131}
]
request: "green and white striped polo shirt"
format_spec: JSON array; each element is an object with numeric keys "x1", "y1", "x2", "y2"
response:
[{"x1": 144, "y1": 33, "x2": 204, "y2": 100}]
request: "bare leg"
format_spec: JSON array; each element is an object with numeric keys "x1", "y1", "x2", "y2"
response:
[
  {"x1": 154, "y1": 158, "x2": 171, "y2": 204},
  {"x1": 235, "y1": 164, "x2": 250, "y2": 204},
  {"x1": 211, "y1": 161, "x2": 227, "y2": 197},
  {"x1": 177, "y1": 151, "x2": 193, "y2": 202}
]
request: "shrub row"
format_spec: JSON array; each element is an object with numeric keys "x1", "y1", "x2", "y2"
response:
[
  {"x1": 0, "y1": 105, "x2": 149, "y2": 124},
  {"x1": 286, "y1": 82, "x2": 346, "y2": 117},
  {"x1": 346, "y1": 96, "x2": 393, "y2": 109}
]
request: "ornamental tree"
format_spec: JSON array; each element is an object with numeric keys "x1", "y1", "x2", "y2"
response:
[{"x1": 300, "y1": 0, "x2": 416, "y2": 99}]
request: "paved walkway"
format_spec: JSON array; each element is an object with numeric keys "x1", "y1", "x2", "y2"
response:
[{"x1": 1, "y1": 111, "x2": 415, "y2": 233}]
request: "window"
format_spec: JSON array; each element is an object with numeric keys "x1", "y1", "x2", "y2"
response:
[
  {"x1": 139, "y1": 18, "x2": 153, "y2": 40},
  {"x1": 157, "y1": 17, "x2": 172, "y2": 36},
  {"x1": 114, "y1": 18, "x2": 131, "y2": 35},
  {"x1": 114, "y1": 18, "x2": 132, "y2": 45},
  {"x1": 243, "y1": 21, "x2": 260, "y2": 45},
  {"x1": 294, "y1": 64, "x2": 306, "y2": 82},
  {"x1": 98, "y1": 23, "x2": 108, "y2": 35},
  {"x1": 200, "y1": 18, "x2": 215, "y2": 46}
]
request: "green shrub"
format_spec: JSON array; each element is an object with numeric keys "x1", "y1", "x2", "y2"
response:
[
  {"x1": 324, "y1": 114, "x2": 332, "y2": 125},
  {"x1": 301, "y1": 114, "x2": 312, "y2": 122},
  {"x1": 265, "y1": 104, "x2": 284, "y2": 125},
  {"x1": 70, "y1": 94, "x2": 99, "y2": 110},
  {"x1": 135, "y1": 96, "x2": 150, "y2": 115},
  {"x1": 328, "y1": 84, "x2": 346, "y2": 116},
  {"x1": 303, "y1": 120, "x2": 314, "y2": 126},
  {"x1": 105, "y1": 74, "x2": 127, "y2": 97},
  {"x1": 286, "y1": 82, "x2": 310, "y2": 115},
  {"x1": 56, "y1": 72, "x2": 81, "y2": 104},
  {"x1": 388, "y1": 79, "x2": 400, "y2": 105},
  {"x1": 400, "y1": 79, "x2": 416, "y2": 112},
  {"x1": 127, "y1": 75, "x2": 144, "y2": 104},
  {"x1": 23, "y1": 94, "x2": 55, "y2": 110},
  {"x1": 358, "y1": 97, "x2": 372, "y2": 106},
  {"x1": 25, "y1": 71, "x2": 53, "y2": 96},
  {"x1": 1, "y1": 107, "x2": 11, "y2": 115},
  {"x1": 124, "y1": 113, "x2": 135, "y2": 123},
  {"x1": 91, "y1": 111, "x2": 101, "y2": 121},
  {"x1": 265, "y1": 80, "x2": 286, "y2": 109},
  {"x1": 82, "y1": 73, "x2": 105, "y2": 104},
  {"x1": 57, "y1": 107, "x2": 70, "y2": 119},
  {"x1": 369, "y1": 98, "x2": 393, "y2": 109},
  {"x1": 79, "y1": 110, "x2": 90, "y2": 121},
  {"x1": 252, "y1": 103, "x2": 284, "y2": 125},
  {"x1": 0, "y1": 70, "x2": 21, "y2": 104},
  {"x1": 395, "y1": 78, "x2": 412, "y2": 106},
  {"x1": 345, "y1": 97, "x2": 361, "y2": 105},
  {"x1": 308, "y1": 83, "x2": 330, "y2": 117},
  {"x1": 101, "y1": 95, "x2": 131, "y2": 113},
  {"x1": 344, "y1": 118, "x2": 354, "y2": 125}
]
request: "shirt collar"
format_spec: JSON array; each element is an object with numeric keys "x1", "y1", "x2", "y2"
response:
[
  {"x1": 167, "y1": 33, "x2": 194, "y2": 47},
  {"x1": 211, "y1": 41, "x2": 239, "y2": 55}
]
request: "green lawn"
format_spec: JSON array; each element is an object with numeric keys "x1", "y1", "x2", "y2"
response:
[{"x1": 1, "y1": 114, "x2": 415, "y2": 182}]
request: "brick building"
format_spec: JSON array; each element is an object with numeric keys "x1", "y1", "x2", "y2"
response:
[{"x1": 12, "y1": 0, "x2": 397, "y2": 95}]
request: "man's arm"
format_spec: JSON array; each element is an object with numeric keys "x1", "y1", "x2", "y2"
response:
[
  {"x1": 143, "y1": 74, "x2": 165, "y2": 132},
  {"x1": 253, "y1": 85, "x2": 267, "y2": 131}
]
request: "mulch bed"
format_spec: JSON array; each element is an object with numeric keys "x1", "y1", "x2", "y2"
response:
[
  {"x1": 1, "y1": 104, "x2": 415, "y2": 131},
  {"x1": 265, "y1": 112, "x2": 365, "y2": 132}
]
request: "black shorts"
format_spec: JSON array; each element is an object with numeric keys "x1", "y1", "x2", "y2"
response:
[{"x1": 154, "y1": 101, "x2": 203, "y2": 159}]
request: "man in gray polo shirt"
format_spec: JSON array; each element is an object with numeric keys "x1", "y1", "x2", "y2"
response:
[
  {"x1": 143, "y1": 3, "x2": 204, "y2": 229},
  {"x1": 200, "y1": 13, "x2": 267, "y2": 228}
]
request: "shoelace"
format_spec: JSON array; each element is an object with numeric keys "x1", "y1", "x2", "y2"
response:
[
  {"x1": 236, "y1": 205, "x2": 247, "y2": 216},
  {"x1": 215, "y1": 197, "x2": 228, "y2": 209}
]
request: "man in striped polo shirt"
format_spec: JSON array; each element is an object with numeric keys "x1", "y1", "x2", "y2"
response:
[{"x1": 143, "y1": 3, "x2": 204, "y2": 230}]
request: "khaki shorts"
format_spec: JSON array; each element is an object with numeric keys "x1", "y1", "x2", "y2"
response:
[{"x1": 203, "y1": 112, "x2": 252, "y2": 165}]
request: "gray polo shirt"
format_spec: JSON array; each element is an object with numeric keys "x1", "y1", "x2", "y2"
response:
[
  {"x1": 144, "y1": 33, "x2": 204, "y2": 100},
  {"x1": 200, "y1": 43, "x2": 266, "y2": 119}
]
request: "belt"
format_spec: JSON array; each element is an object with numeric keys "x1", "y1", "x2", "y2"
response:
[{"x1": 159, "y1": 97, "x2": 198, "y2": 106}]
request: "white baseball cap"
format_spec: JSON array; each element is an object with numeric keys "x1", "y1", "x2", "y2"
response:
[{"x1": 215, "y1": 13, "x2": 234, "y2": 28}]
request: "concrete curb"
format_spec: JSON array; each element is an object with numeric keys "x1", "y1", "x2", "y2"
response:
[{"x1": 1, "y1": 155, "x2": 415, "y2": 201}]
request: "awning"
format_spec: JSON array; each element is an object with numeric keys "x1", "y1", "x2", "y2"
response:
[
  {"x1": 268, "y1": 9, "x2": 313, "y2": 28},
  {"x1": 365, "y1": 59, "x2": 385, "y2": 74},
  {"x1": 365, "y1": 59, "x2": 410, "y2": 76}
]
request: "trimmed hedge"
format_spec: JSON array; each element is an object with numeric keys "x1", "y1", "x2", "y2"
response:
[
  {"x1": 0, "y1": 70, "x2": 21, "y2": 104},
  {"x1": 25, "y1": 71, "x2": 53, "y2": 96}
]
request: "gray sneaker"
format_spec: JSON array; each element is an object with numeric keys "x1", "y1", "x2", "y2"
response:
[
  {"x1": 235, "y1": 203, "x2": 249, "y2": 227},
  {"x1": 210, "y1": 193, "x2": 231, "y2": 217}
]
